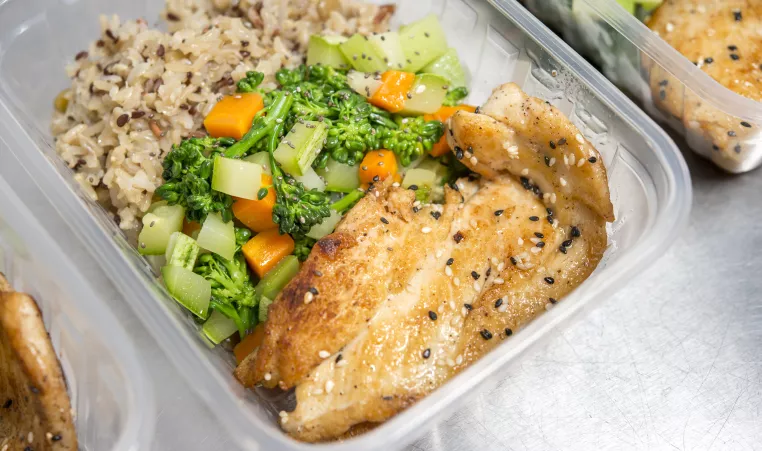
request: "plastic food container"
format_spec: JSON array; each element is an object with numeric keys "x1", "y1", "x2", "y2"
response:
[
  {"x1": 0, "y1": 0, "x2": 691, "y2": 449},
  {"x1": 0, "y1": 149, "x2": 155, "y2": 450},
  {"x1": 521, "y1": 0, "x2": 762, "y2": 173}
]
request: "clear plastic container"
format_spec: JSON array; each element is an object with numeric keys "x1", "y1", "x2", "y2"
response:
[
  {"x1": 521, "y1": 0, "x2": 762, "y2": 173},
  {"x1": 0, "y1": 148, "x2": 155, "y2": 450},
  {"x1": 0, "y1": 0, "x2": 691, "y2": 449}
]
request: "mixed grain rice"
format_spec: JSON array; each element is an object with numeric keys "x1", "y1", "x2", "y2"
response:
[{"x1": 51, "y1": 0, "x2": 393, "y2": 231}]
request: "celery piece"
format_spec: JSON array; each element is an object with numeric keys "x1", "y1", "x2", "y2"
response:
[
  {"x1": 211, "y1": 155, "x2": 262, "y2": 200},
  {"x1": 316, "y1": 159, "x2": 360, "y2": 193},
  {"x1": 400, "y1": 74, "x2": 449, "y2": 115},
  {"x1": 202, "y1": 309, "x2": 239, "y2": 344},
  {"x1": 369, "y1": 31, "x2": 406, "y2": 70},
  {"x1": 399, "y1": 15, "x2": 448, "y2": 72},
  {"x1": 255, "y1": 255, "x2": 300, "y2": 301},
  {"x1": 306, "y1": 210, "x2": 342, "y2": 240},
  {"x1": 416, "y1": 158, "x2": 450, "y2": 184},
  {"x1": 347, "y1": 71, "x2": 383, "y2": 98},
  {"x1": 402, "y1": 168, "x2": 437, "y2": 190},
  {"x1": 421, "y1": 48, "x2": 466, "y2": 88},
  {"x1": 243, "y1": 152, "x2": 272, "y2": 176},
  {"x1": 196, "y1": 212, "x2": 236, "y2": 261},
  {"x1": 258, "y1": 296, "x2": 274, "y2": 323},
  {"x1": 138, "y1": 202, "x2": 185, "y2": 255},
  {"x1": 162, "y1": 265, "x2": 211, "y2": 319},
  {"x1": 339, "y1": 34, "x2": 387, "y2": 73},
  {"x1": 307, "y1": 35, "x2": 350, "y2": 69},
  {"x1": 273, "y1": 121, "x2": 328, "y2": 176},
  {"x1": 165, "y1": 232, "x2": 201, "y2": 271},
  {"x1": 294, "y1": 167, "x2": 326, "y2": 192}
]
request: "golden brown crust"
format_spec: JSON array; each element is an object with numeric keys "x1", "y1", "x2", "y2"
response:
[{"x1": 0, "y1": 291, "x2": 77, "y2": 451}]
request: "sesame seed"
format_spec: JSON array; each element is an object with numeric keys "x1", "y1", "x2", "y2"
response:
[
  {"x1": 423, "y1": 348, "x2": 431, "y2": 359},
  {"x1": 279, "y1": 411, "x2": 289, "y2": 418},
  {"x1": 304, "y1": 291, "x2": 314, "y2": 304},
  {"x1": 454, "y1": 277, "x2": 460, "y2": 286},
  {"x1": 429, "y1": 311, "x2": 438, "y2": 321},
  {"x1": 431, "y1": 211, "x2": 442, "y2": 220},
  {"x1": 730, "y1": 53, "x2": 740, "y2": 61},
  {"x1": 549, "y1": 140, "x2": 556, "y2": 149},
  {"x1": 728, "y1": 130, "x2": 737, "y2": 137},
  {"x1": 453, "y1": 231, "x2": 464, "y2": 243},
  {"x1": 494, "y1": 298, "x2": 503, "y2": 308},
  {"x1": 456, "y1": 355, "x2": 463, "y2": 365},
  {"x1": 544, "y1": 277, "x2": 555, "y2": 285},
  {"x1": 536, "y1": 241, "x2": 545, "y2": 248},
  {"x1": 704, "y1": 57, "x2": 714, "y2": 64},
  {"x1": 510, "y1": 257, "x2": 517, "y2": 265},
  {"x1": 529, "y1": 216, "x2": 539, "y2": 221},
  {"x1": 473, "y1": 281, "x2": 481, "y2": 291},
  {"x1": 380, "y1": 217, "x2": 389, "y2": 224},
  {"x1": 741, "y1": 121, "x2": 752, "y2": 128},
  {"x1": 498, "y1": 262, "x2": 505, "y2": 271},
  {"x1": 505, "y1": 328, "x2": 513, "y2": 336},
  {"x1": 728, "y1": 45, "x2": 738, "y2": 51},
  {"x1": 577, "y1": 158, "x2": 585, "y2": 167},
  {"x1": 562, "y1": 239, "x2": 573, "y2": 247},
  {"x1": 494, "y1": 209, "x2": 504, "y2": 216},
  {"x1": 549, "y1": 297, "x2": 557, "y2": 304},
  {"x1": 480, "y1": 329, "x2": 493, "y2": 340},
  {"x1": 336, "y1": 359, "x2": 348, "y2": 367},
  {"x1": 28, "y1": 432, "x2": 33, "y2": 443},
  {"x1": 471, "y1": 271, "x2": 480, "y2": 280},
  {"x1": 531, "y1": 246, "x2": 542, "y2": 254},
  {"x1": 325, "y1": 380, "x2": 335, "y2": 393},
  {"x1": 3, "y1": 399, "x2": 11, "y2": 409},
  {"x1": 493, "y1": 278, "x2": 505, "y2": 284},
  {"x1": 518, "y1": 237, "x2": 524, "y2": 246},
  {"x1": 421, "y1": 227, "x2": 432, "y2": 234},
  {"x1": 264, "y1": 372, "x2": 272, "y2": 381},
  {"x1": 470, "y1": 156, "x2": 478, "y2": 165},
  {"x1": 409, "y1": 184, "x2": 419, "y2": 191},
  {"x1": 446, "y1": 258, "x2": 454, "y2": 266},
  {"x1": 571, "y1": 226, "x2": 581, "y2": 237},
  {"x1": 560, "y1": 177, "x2": 567, "y2": 187},
  {"x1": 549, "y1": 157, "x2": 556, "y2": 166},
  {"x1": 559, "y1": 246, "x2": 568, "y2": 254},
  {"x1": 318, "y1": 350, "x2": 330, "y2": 359},
  {"x1": 733, "y1": 10, "x2": 742, "y2": 21},
  {"x1": 436, "y1": 249, "x2": 443, "y2": 259},
  {"x1": 521, "y1": 168, "x2": 529, "y2": 176},
  {"x1": 575, "y1": 133, "x2": 584, "y2": 143},
  {"x1": 588, "y1": 156, "x2": 597, "y2": 163}
]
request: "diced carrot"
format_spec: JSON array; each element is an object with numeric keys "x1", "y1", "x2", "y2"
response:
[
  {"x1": 242, "y1": 229, "x2": 295, "y2": 278},
  {"x1": 182, "y1": 219, "x2": 202, "y2": 237},
  {"x1": 358, "y1": 150, "x2": 398, "y2": 185},
  {"x1": 424, "y1": 104, "x2": 477, "y2": 157},
  {"x1": 203, "y1": 93, "x2": 264, "y2": 140},
  {"x1": 232, "y1": 174, "x2": 277, "y2": 232},
  {"x1": 234, "y1": 323, "x2": 265, "y2": 364},
  {"x1": 369, "y1": 71, "x2": 417, "y2": 113}
]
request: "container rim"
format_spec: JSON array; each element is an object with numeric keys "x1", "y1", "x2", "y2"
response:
[
  {"x1": 573, "y1": 0, "x2": 762, "y2": 123},
  {"x1": 0, "y1": 0, "x2": 692, "y2": 449}
]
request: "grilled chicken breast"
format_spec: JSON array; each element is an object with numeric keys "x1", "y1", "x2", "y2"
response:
[
  {"x1": 0, "y1": 273, "x2": 77, "y2": 451},
  {"x1": 646, "y1": 1, "x2": 762, "y2": 171},
  {"x1": 235, "y1": 83, "x2": 614, "y2": 442}
]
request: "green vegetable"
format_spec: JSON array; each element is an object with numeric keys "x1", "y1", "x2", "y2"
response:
[
  {"x1": 138, "y1": 202, "x2": 185, "y2": 255},
  {"x1": 400, "y1": 74, "x2": 449, "y2": 115},
  {"x1": 347, "y1": 71, "x2": 382, "y2": 98},
  {"x1": 197, "y1": 212, "x2": 236, "y2": 261},
  {"x1": 403, "y1": 168, "x2": 437, "y2": 202},
  {"x1": 369, "y1": 32, "x2": 406, "y2": 70},
  {"x1": 273, "y1": 121, "x2": 328, "y2": 176},
  {"x1": 399, "y1": 15, "x2": 448, "y2": 72},
  {"x1": 162, "y1": 265, "x2": 211, "y2": 319},
  {"x1": 330, "y1": 189, "x2": 365, "y2": 213},
  {"x1": 243, "y1": 152, "x2": 272, "y2": 175},
  {"x1": 211, "y1": 155, "x2": 263, "y2": 200},
  {"x1": 421, "y1": 48, "x2": 466, "y2": 88},
  {"x1": 307, "y1": 35, "x2": 350, "y2": 69},
  {"x1": 223, "y1": 90, "x2": 295, "y2": 159},
  {"x1": 165, "y1": 232, "x2": 201, "y2": 270},
  {"x1": 316, "y1": 159, "x2": 360, "y2": 193},
  {"x1": 339, "y1": 34, "x2": 387, "y2": 72},
  {"x1": 258, "y1": 296, "x2": 274, "y2": 322},
  {"x1": 380, "y1": 116, "x2": 445, "y2": 166},
  {"x1": 307, "y1": 210, "x2": 342, "y2": 240},
  {"x1": 236, "y1": 71, "x2": 264, "y2": 93},
  {"x1": 443, "y1": 87, "x2": 469, "y2": 107},
  {"x1": 202, "y1": 310, "x2": 239, "y2": 344},
  {"x1": 294, "y1": 235, "x2": 318, "y2": 261},
  {"x1": 254, "y1": 255, "x2": 300, "y2": 300},
  {"x1": 293, "y1": 167, "x2": 326, "y2": 192}
]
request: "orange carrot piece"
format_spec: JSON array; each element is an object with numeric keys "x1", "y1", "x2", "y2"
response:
[
  {"x1": 232, "y1": 174, "x2": 277, "y2": 232},
  {"x1": 424, "y1": 105, "x2": 477, "y2": 157},
  {"x1": 369, "y1": 71, "x2": 417, "y2": 113},
  {"x1": 242, "y1": 229, "x2": 295, "y2": 279},
  {"x1": 234, "y1": 324, "x2": 265, "y2": 364},
  {"x1": 182, "y1": 219, "x2": 202, "y2": 237},
  {"x1": 358, "y1": 150, "x2": 398, "y2": 185},
  {"x1": 203, "y1": 93, "x2": 264, "y2": 140}
]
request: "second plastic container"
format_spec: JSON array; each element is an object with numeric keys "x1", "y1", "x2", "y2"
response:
[
  {"x1": 0, "y1": 0, "x2": 691, "y2": 449},
  {"x1": 522, "y1": 0, "x2": 762, "y2": 173}
]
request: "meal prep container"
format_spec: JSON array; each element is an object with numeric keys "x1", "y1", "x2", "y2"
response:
[
  {"x1": 0, "y1": 149, "x2": 155, "y2": 450},
  {"x1": 0, "y1": 0, "x2": 691, "y2": 449},
  {"x1": 521, "y1": 0, "x2": 762, "y2": 173}
]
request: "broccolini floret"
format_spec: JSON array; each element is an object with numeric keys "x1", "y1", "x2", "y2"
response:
[
  {"x1": 381, "y1": 116, "x2": 445, "y2": 166},
  {"x1": 293, "y1": 235, "x2": 318, "y2": 262},
  {"x1": 236, "y1": 71, "x2": 264, "y2": 93},
  {"x1": 443, "y1": 86, "x2": 469, "y2": 107}
]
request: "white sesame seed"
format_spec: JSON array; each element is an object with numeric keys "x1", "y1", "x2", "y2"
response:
[
  {"x1": 454, "y1": 277, "x2": 460, "y2": 286},
  {"x1": 518, "y1": 237, "x2": 524, "y2": 246},
  {"x1": 447, "y1": 358, "x2": 455, "y2": 367},
  {"x1": 497, "y1": 262, "x2": 505, "y2": 271},
  {"x1": 456, "y1": 355, "x2": 463, "y2": 365},
  {"x1": 491, "y1": 257, "x2": 499, "y2": 265},
  {"x1": 318, "y1": 350, "x2": 330, "y2": 359},
  {"x1": 521, "y1": 168, "x2": 529, "y2": 176},
  {"x1": 457, "y1": 182, "x2": 465, "y2": 191},
  {"x1": 374, "y1": 191, "x2": 380, "y2": 197},
  {"x1": 304, "y1": 291, "x2": 314, "y2": 304},
  {"x1": 493, "y1": 278, "x2": 505, "y2": 284},
  {"x1": 519, "y1": 252, "x2": 529, "y2": 259},
  {"x1": 279, "y1": 411, "x2": 289, "y2": 418},
  {"x1": 666, "y1": 22, "x2": 674, "y2": 32},
  {"x1": 470, "y1": 156, "x2": 478, "y2": 165},
  {"x1": 545, "y1": 302, "x2": 554, "y2": 311},
  {"x1": 473, "y1": 281, "x2": 481, "y2": 291},
  {"x1": 325, "y1": 380, "x2": 335, "y2": 394},
  {"x1": 264, "y1": 372, "x2": 272, "y2": 381},
  {"x1": 531, "y1": 246, "x2": 542, "y2": 254},
  {"x1": 560, "y1": 177, "x2": 567, "y2": 187},
  {"x1": 530, "y1": 237, "x2": 541, "y2": 244},
  {"x1": 281, "y1": 417, "x2": 289, "y2": 424},
  {"x1": 551, "y1": 193, "x2": 557, "y2": 204},
  {"x1": 563, "y1": 154, "x2": 569, "y2": 166},
  {"x1": 576, "y1": 133, "x2": 584, "y2": 143},
  {"x1": 336, "y1": 359, "x2": 348, "y2": 367},
  {"x1": 436, "y1": 249, "x2": 443, "y2": 258},
  {"x1": 549, "y1": 157, "x2": 556, "y2": 166},
  {"x1": 421, "y1": 227, "x2": 432, "y2": 234},
  {"x1": 438, "y1": 304, "x2": 445, "y2": 314},
  {"x1": 498, "y1": 303, "x2": 508, "y2": 313},
  {"x1": 445, "y1": 265, "x2": 453, "y2": 276},
  {"x1": 569, "y1": 153, "x2": 576, "y2": 165},
  {"x1": 449, "y1": 300, "x2": 456, "y2": 310},
  {"x1": 543, "y1": 192, "x2": 551, "y2": 202},
  {"x1": 461, "y1": 306, "x2": 468, "y2": 316},
  {"x1": 46, "y1": 433, "x2": 53, "y2": 441},
  {"x1": 313, "y1": 388, "x2": 324, "y2": 395},
  {"x1": 577, "y1": 158, "x2": 585, "y2": 167},
  {"x1": 392, "y1": 182, "x2": 400, "y2": 187},
  {"x1": 413, "y1": 200, "x2": 421, "y2": 207},
  {"x1": 28, "y1": 432, "x2": 33, "y2": 443}
]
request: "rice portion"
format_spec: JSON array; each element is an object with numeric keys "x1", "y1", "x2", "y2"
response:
[{"x1": 52, "y1": 0, "x2": 392, "y2": 231}]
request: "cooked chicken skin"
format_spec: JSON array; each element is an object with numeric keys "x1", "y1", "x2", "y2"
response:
[
  {"x1": 235, "y1": 83, "x2": 614, "y2": 442},
  {"x1": 0, "y1": 273, "x2": 77, "y2": 451},
  {"x1": 646, "y1": 1, "x2": 762, "y2": 171}
]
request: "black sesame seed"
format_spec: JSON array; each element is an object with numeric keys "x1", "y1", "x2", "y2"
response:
[
  {"x1": 704, "y1": 57, "x2": 714, "y2": 64},
  {"x1": 455, "y1": 147, "x2": 464, "y2": 160},
  {"x1": 30, "y1": 386, "x2": 39, "y2": 394},
  {"x1": 2, "y1": 399, "x2": 11, "y2": 409},
  {"x1": 464, "y1": 303, "x2": 473, "y2": 311},
  {"x1": 422, "y1": 348, "x2": 431, "y2": 359},
  {"x1": 505, "y1": 328, "x2": 513, "y2": 336},
  {"x1": 730, "y1": 53, "x2": 740, "y2": 61},
  {"x1": 474, "y1": 106, "x2": 481, "y2": 114},
  {"x1": 428, "y1": 311, "x2": 438, "y2": 321},
  {"x1": 336, "y1": 354, "x2": 343, "y2": 363},
  {"x1": 536, "y1": 241, "x2": 545, "y2": 248},
  {"x1": 544, "y1": 156, "x2": 551, "y2": 167},
  {"x1": 510, "y1": 257, "x2": 517, "y2": 265},
  {"x1": 733, "y1": 10, "x2": 742, "y2": 21},
  {"x1": 453, "y1": 231, "x2": 464, "y2": 243},
  {"x1": 571, "y1": 226, "x2": 581, "y2": 237},
  {"x1": 486, "y1": 268, "x2": 491, "y2": 277},
  {"x1": 728, "y1": 45, "x2": 738, "y2": 51},
  {"x1": 373, "y1": 175, "x2": 380, "y2": 182},
  {"x1": 480, "y1": 329, "x2": 493, "y2": 340},
  {"x1": 309, "y1": 287, "x2": 319, "y2": 295},
  {"x1": 735, "y1": 144, "x2": 742, "y2": 154},
  {"x1": 559, "y1": 246, "x2": 568, "y2": 254},
  {"x1": 471, "y1": 271, "x2": 480, "y2": 280},
  {"x1": 588, "y1": 156, "x2": 598, "y2": 163},
  {"x1": 494, "y1": 209, "x2": 504, "y2": 216},
  {"x1": 446, "y1": 258, "x2": 454, "y2": 266},
  {"x1": 534, "y1": 232, "x2": 544, "y2": 239},
  {"x1": 408, "y1": 184, "x2": 418, "y2": 191},
  {"x1": 712, "y1": 144, "x2": 720, "y2": 151},
  {"x1": 658, "y1": 79, "x2": 668, "y2": 87},
  {"x1": 549, "y1": 297, "x2": 557, "y2": 304},
  {"x1": 549, "y1": 140, "x2": 556, "y2": 149},
  {"x1": 51, "y1": 435, "x2": 62, "y2": 442},
  {"x1": 529, "y1": 216, "x2": 539, "y2": 222},
  {"x1": 558, "y1": 137, "x2": 567, "y2": 146},
  {"x1": 413, "y1": 206, "x2": 420, "y2": 213},
  {"x1": 313, "y1": 269, "x2": 323, "y2": 277},
  {"x1": 728, "y1": 130, "x2": 737, "y2": 137},
  {"x1": 741, "y1": 121, "x2": 751, "y2": 128},
  {"x1": 380, "y1": 217, "x2": 389, "y2": 224},
  {"x1": 562, "y1": 239, "x2": 573, "y2": 247},
  {"x1": 431, "y1": 211, "x2": 441, "y2": 220},
  {"x1": 544, "y1": 277, "x2": 555, "y2": 285},
  {"x1": 494, "y1": 298, "x2": 503, "y2": 308},
  {"x1": 659, "y1": 90, "x2": 666, "y2": 101}
]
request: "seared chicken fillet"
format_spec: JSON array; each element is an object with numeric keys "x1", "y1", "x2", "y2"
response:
[
  {"x1": 235, "y1": 83, "x2": 614, "y2": 442},
  {"x1": 647, "y1": 0, "x2": 762, "y2": 171},
  {"x1": 0, "y1": 273, "x2": 77, "y2": 451}
]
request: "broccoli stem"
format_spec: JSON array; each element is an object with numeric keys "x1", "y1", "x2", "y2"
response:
[
  {"x1": 223, "y1": 91, "x2": 294, "y2": 159},
  {"x1": 331, "y1": 189, "x2": 365, "y2": 213}
]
